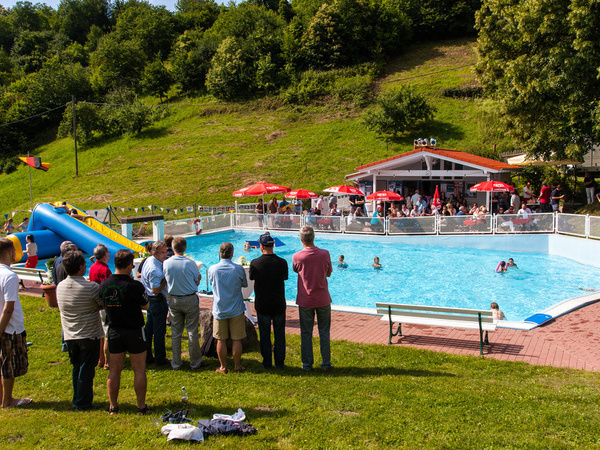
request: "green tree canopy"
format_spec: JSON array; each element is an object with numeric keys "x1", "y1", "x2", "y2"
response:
[
  {"x1": 476, "y1": 0, "x2": 600, "y2": 161},
  {"x1": 363, "y1": 86, "x2": 435, "y2": 139}
]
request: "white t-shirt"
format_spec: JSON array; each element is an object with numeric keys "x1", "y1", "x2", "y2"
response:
[
  {"x1": 26, "y1": 242, "x2": 37, "y2": 257},
  {"x1": 0, "y1": 264, "x2": 25, "y2": 334}
]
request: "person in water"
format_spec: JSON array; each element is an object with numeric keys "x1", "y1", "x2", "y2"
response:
[
  {"x1": 507, "y1": 258, "x2": 517, "y2": 268},
  {"x1": 336, "y1": 255, "x2": 348, "y2": 268},
  {"x1": 495, "y1": 261, "x2": 507, "y2": 272},
  {"x1": 490, "y1": 302, "x2": 506, "y2": 320},
  {"x1": 372, "y1": 257, "x2": 382, "y2": 269}
]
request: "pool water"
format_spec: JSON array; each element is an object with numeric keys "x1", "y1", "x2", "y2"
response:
[{"x1": 186, "y1": 230, "x2": 600, "y2": 321}]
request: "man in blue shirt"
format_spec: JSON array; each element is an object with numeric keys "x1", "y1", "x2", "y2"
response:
[
  {"x1": 141, "y1": 241, "x2": 169, "y2": 366},
  {"x1": 163, "y1": 237, "x2": 203, "y2": 370},
  {"x1": 208, "y1": 242, "x2": 247, "y2": 374}
]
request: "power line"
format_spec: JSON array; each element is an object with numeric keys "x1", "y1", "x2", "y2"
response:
[
  {"x1": 0, "y1": 103, "x2": 67, "y2": 127},
  {"x1": 378, "y1": 64, "x2": 475, "y2": 84}
]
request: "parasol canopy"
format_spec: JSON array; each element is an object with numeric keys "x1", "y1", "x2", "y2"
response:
[
  {"x1": 366, "y1": 190, "x2": 404, "y2": 202},
  {"x1": 323, "y1": 185, "x2": 364, "y2": 196},
  {"x1": 285, "y1": 189, "x2": 318, "y2": 199},
  {"x1": 233, "y1": 182, "x2": 291, "y2": 197},
  {"x1": 469, "y1": 181, "x2": 515, "y2": 193}
]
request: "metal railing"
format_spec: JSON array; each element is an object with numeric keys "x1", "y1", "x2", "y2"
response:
[{"x1": 162, "y1": 211, "x2": 600, "y2": 241}]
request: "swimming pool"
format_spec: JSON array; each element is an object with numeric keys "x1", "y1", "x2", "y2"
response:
[{"x1": 185, "y1": 230, "x2": 600, "y2": 322}]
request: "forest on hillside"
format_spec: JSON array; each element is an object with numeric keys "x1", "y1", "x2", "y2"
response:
[
  {"x1": 1, "y1": 0, "x2": 600, "y2": 176},
  {"x1": 0, "y1": 0, "x2": 480, "y2": 171}
]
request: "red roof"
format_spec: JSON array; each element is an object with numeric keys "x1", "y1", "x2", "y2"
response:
[{"x1": 355, "y1": 147, "x2": 515, "y2": 172}]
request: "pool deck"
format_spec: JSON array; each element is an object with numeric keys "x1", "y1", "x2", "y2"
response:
[{"x1": 21, "y1": 284, "x2": 600, "y2": 372}]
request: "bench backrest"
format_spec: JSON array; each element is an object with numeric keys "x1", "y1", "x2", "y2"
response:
[{"x1": 376, "y1": 302, "x2": 494, "y2": 324}]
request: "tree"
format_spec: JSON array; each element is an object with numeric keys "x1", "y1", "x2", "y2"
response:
[
  {"x1": 205, "y1": 36, "x2": 254, "y2": 100},
  {"x1": 174, "y1": 0, "x2": 221, "y2": 31},
  {"x1": 363, "y1": 86, "x2": 435, "y2": 138},
  {"x1": 56, "y1": 0, "x2": 111, "y2": 44},
  {"x1": 89, "y1": 32, "x2": 146, "y2": 93},
  {"x1": 169, "y1": 30, "x2": 219, "y2": 92},
  {"x1": 140, "y1": 57, "x2": 173, "y2": 100},
  {"x1": 476, "y1": 0, "x2": 600, "y2": 161}
]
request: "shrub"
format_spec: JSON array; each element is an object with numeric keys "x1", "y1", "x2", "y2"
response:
[{"x1": 442, "y1": 85, "x2": 483, "y2": 99}]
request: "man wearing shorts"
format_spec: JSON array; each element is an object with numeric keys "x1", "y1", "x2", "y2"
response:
[
  {"x1": 208, "y1": 242, "x2": 247, "y2": 374},
  {"x1": 0, "y1": 238, "x2": 32, "y2": 408},
  {"x1": 56, "y1": 250, "x2": 103, "y2": 411},
  {"x1": 99, "y1": 249, "x2": 151, "y2": 415}
]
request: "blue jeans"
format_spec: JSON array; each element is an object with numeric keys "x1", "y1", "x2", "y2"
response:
[
  {"x1": 299, "y1": 305, "x2": 331, "y2": 370},
  {"x1": 257, "y1": 312, "x2": 286, "y2": 368},
  {"x1": 145, "y1": 297, "x2": 168, "y2": 364},
  {"x1": 66, "y1": 338, "x2": 101, "y2": 410}
]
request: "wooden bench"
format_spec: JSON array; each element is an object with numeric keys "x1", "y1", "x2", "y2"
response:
[{"x1": 376, "y1": 302, "x2": 496, "y2": 355}]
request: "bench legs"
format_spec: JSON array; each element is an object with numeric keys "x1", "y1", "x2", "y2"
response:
[{"x1": 387, "y1": 307, "x2": 402, "y2": 344}]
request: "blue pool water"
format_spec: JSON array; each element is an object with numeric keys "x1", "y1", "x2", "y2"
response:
[{"x1": 186, "y1": 230, "x2": 600, "y2": 321}]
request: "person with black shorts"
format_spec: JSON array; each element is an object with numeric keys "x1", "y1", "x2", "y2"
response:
[{"x1": 99, "y1": 249, "x2": 151, "y2": 415}]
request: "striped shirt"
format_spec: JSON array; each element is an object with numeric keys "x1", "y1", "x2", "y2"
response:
[{"x1": 57, "y1": 276, "x2": 103, "y2": 341}]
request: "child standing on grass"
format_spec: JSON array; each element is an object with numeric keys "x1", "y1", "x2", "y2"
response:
[{"x1": 24, "y1": 234, "x2": 38, "y2": 269}]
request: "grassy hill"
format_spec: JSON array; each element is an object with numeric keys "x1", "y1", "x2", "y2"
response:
[{"x1": 1, "y1": 38, "x2": 507, "y2": 219}]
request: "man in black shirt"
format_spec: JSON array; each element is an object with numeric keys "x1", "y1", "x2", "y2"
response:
[
  {"x1": 99, "y1": 249, "x2": 151, "y2": 415},
  {"x1": 249, "y1": 234, "x2": 288, "y2": 369}
]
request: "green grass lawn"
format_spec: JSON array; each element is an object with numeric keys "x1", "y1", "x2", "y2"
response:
[{"x1": 4, "y1": 295, "x2": 600, "y2": 448}]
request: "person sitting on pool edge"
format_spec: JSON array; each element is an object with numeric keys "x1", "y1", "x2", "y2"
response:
[
  {"x1": 372, "y1": 257, "x2": 382, "y2": 269},
  {"x1": 490, "y1": 302, "x2": 506, "y2": 321},
  {"x1": 507, "y1": 258, "x2": 517, "y2": 268},
  {"x1": 336, "y1": 255, "x2": 347, "y2": 268},
  {"x1": 495, "y1": 261, "x2": 507, "y2": 272}
]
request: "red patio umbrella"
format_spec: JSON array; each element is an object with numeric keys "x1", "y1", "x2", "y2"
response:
[
  {"x1": 469, "y1": 181, "x2": 515, "y2": 192},
  {"x1": 285, "y1": 189, "x2": 318, "y2": 199},
  {"x1": 431, "y1": 186, "x2": 441, "y2": 210},
  {"x1": 323, "y1": 185, "x2": 364, "y2": 195},
  {"x1": 233, "y1": 181, "x2": 291, "y2": 197},
  {"x1": 366, "y1": 190, "x2": 404, "y2": 202}
]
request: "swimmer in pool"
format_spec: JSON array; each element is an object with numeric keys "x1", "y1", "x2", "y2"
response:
[
  {"x1": 507, "y1": 258, "x2": 517, "y2": 268},
  {"x1": 244, "y1": 241, "x2": 251, "y2": 251},
  {"x1": 490, "y1": 302, "x2": 506, "y2": 320},
  {"x1": 372, "y1": 256, "x2": 382, "y2": 268},
  {"x1": 336, "y1": 255, "x2": 348, "y2": 268},
  {"x1": 495, "y1": 261, "x2": 507, "y2": 272}
]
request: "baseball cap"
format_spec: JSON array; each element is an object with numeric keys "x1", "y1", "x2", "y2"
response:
[{"x1": 259, "y1": 234, "x2": 275, "y2": 247}]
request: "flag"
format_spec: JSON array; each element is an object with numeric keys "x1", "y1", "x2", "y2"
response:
[
  {"x1": 19, "y1": 156, "x2": 50, "y2": 171},
  {"x1": 431, "y1": 186, "x2": 442, "y2": 210}
]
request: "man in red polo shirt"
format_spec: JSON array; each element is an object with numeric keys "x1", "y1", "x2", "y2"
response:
[
  {"x1": 89, "y1": 244, "x2": 112, "y2": 369},
  {"x1": 292, "y1": 226, "x2": 333, "y2": 372},
  {"x1": 538, "y1": 181, "x2": 552, "y2": 213}
]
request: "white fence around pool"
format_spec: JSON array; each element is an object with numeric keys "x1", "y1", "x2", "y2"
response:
[{"x1": 161, "y1": 212, "x2": 600, "y2": 241}]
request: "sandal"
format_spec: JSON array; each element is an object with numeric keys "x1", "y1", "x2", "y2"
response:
[
  {"x1": 215, "y1": 367, "x2": 228, "y2": 374},
  {"x1": 233, "y1": 366, "x2": 245, "y2": 373},
  {"x1": 136, "y1": 405, "x2": 153, "y2": 415},
  {"x1": 107, "y1": 406, "x2": 119, "y2": 415}
]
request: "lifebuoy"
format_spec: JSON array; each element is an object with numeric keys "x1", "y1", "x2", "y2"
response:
[{"x1": 193, "y1": 218, "x2": 202, "y2": 235}]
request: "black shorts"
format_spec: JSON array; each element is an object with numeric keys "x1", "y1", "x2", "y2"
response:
[{"x1": 107, "y1": 327, "x2": 146, "y2": 355}]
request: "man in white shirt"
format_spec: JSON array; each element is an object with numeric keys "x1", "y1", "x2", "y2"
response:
[{"x1": 0, "y1": 238, "x2": 32, "y2": 408}]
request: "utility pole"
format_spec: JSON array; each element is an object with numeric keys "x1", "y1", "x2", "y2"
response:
[
  {"x1": 72, "y1": 95, "x2": 78, "y2": 176},
  {"x1": 27, "y1": 151, "x2": 33, "y2": 210}
]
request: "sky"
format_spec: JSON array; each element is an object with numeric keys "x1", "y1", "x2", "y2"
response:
[{"x1": 0, "y1": 0, "x2": 235, "y2": 12}]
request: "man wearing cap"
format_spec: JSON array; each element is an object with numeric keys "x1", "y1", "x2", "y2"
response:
[
  {"x1": 163, "y1": 237, "x2": 203, "y2": 370},
  {"x1": 293, "y1": 226, "x2": 333, "y2": 372},
  {"x1": 249, "y1": 234, "x2": 288, "y2": 369},
  {"x1": 208, "y1": 242, "x2": 247, "y2": 374}
]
